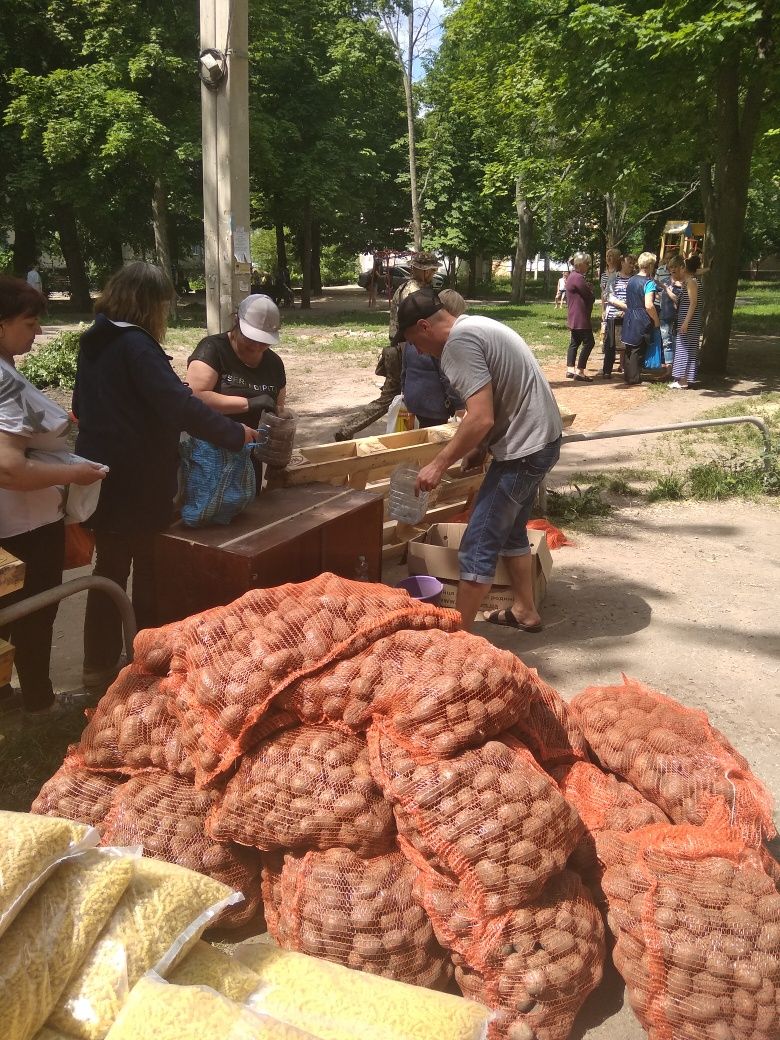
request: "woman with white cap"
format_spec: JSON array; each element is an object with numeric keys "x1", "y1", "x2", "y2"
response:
[
  {"x1": 74, "y1": 263, "x2": 258, "y2": 694},
  {"x1": 186, "y1": 293, "x2": 287, "y2": 424}
]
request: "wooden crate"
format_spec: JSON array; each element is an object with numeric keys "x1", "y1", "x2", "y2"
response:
[
  {"x1": 0, "y1": 549, "x2": 25, "y2": 599},
  {"x1": 0, "y1": 638, "x2": 14, "y2": 687},
  {"x1": 267, "y1": 424, "x2": 483, "y2": 557}
]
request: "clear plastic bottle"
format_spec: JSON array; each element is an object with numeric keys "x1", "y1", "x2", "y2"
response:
[{"x1": 388, "y1": 466, "x2": 429, "y2": 524}]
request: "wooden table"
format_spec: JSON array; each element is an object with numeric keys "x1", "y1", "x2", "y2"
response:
[{"x1": 155, "y1": 483, "x2": 384, "y2": 624}]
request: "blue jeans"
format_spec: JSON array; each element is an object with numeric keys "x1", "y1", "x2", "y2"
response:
[
  {"x1": 459, "y1": 438, "x2": 562, "y2": 584},
  {"x1": 660, "y1": 322, "x2": 675, "y2": 365}
]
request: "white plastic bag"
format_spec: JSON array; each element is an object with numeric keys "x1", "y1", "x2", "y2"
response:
[
  {"x1": 28, "y1": 450, "x2": 107, "y2": 523},
  {"x1": 386, "y1": 396, "x2": 417, "y2": 434}
]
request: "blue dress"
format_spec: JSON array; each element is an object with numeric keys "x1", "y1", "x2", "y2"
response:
[{"x1": 641, "y1": 280, "x2": 663, "y2": 369}]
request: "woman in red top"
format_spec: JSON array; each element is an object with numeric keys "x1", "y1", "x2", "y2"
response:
[{"x1": 564, "y1": 252, "x2": 596, "y2": 382}]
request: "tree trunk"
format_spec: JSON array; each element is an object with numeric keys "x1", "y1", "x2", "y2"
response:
[
  {"x1": 311, "y1": 220, "x2": 322, "y2": 296},
  {"x1": 11, "y1": 209, "x2": 37, "y2": 278},
  {"x1": 152, "y1": 177, "x2": 177, "y2": 320},
  {"x1": 447, "y1": 251, "x2": 457, "y2": 288},
  {"x1": 275, "y1": 220, "x2": 287, "y2": 270},
  {"x1": 510, "y1": 179, "x2": 532, "y2": 304},
  {"x1": 402, "y1": 9, "x2": 422, "y2": 250},
  {"x1": 467, "y1": 250, "x2": 477, "y2": 297},
  {"x1": 543, "y1": 202, "x2": 551, "y2": 292},
  {"x1": 53, "y1": 203, "x2": 91, "y2": 311},
  {"x1": 300, "y1": 199, "x2": 312, "y2": 310},
  {"x1": 108, "y1": 237, "x2": 124, "y2": 272},
  {"x1": 700, "y1": 51, "x2": 767, "y2": 377}
]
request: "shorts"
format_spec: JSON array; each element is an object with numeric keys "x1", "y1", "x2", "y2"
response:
[{"x1": 458, "y1": 438, "x2": 562, "y2": 585}]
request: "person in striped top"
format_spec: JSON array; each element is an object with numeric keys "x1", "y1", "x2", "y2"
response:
[
  {"x1": 671, "y1": 254, "x2": 702, "y2": 388},
  {"x1": 602, "y1": 254, "x2": 636, "y2": 379}
]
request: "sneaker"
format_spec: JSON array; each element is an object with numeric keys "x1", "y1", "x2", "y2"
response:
[
  {"x1": 669, "y1": 381, "x2": 682, "y2": 389},
  {"x1": 82, "y1": 663, "x2": 122, "y2": 695}
]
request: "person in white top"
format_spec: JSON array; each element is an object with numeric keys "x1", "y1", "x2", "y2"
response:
[
  {"x1": 0, "y1": 276, "x2": 106, "y2": 715},
  {"x1": 26, "y1": 267, "x2": 43, "y2": 295}
]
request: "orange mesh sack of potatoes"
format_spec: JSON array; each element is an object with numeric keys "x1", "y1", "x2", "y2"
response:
[
  {"x1": 552, "y1": 760, "x2": 669, "y2": 894},
  {"x1": 508, "y1": 670, "x2": 589, "y2": 770},
  {"x1": 76, "y1": 667, "x2": 195, "y2": 780},
  {"x1": 601, "y1": 821, "x2": 780, "y2": 1040},
  {"x1": 267, "y1": 846, "x2": 452, "y2": 989},
  {"x1": 173, "y1": 572, "x2": 460, "y2": 785},
  {"x1": 260, "y1": 852, "x2": 285, "y2": 938},
  {"x1": 282, "y1": 629, "x2": 530, "y2": 757},
  {"x1": 415, "y1": 865, "x2": 605, "y2": 1040},
  {"x1": 31, "y1": 757, "x2": 126, "y2": 837},
  {"x1": 570, "y1": 675, "x2": 775, "y2": 846},
  {"x1": 208, "y1": 725, "x2": 395, "y2": 856},
  {"x1": 369, "y1": 726, "x2": 583, "y2": 917},
  {"x1": 101, "y1": 770, "x2": 262, "y2": 929}
]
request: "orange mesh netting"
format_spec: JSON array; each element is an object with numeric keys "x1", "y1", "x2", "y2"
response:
[
  {"x1": 101, "y1": 770, "x2": 263, "y2": 929},
  {"x1": 283, "y1": 629, "x2": 533, "y2": 757},
  {"x1": 208, "y1": 724, "x2": 395, "y2": 856},
  {"x1": 173, "y1": 572, "x2": 460, "y2": 786},
  {"x1": 369, "y1": 726, "x2": 583, "y2": 917},
  {"x1": 509, "y1": 671, "x2": 590, "y2": 770},
  {"x1": 527, "y1": 519, "x2": 573, "y2": 549},
  {"x1": 570, "y1": 675, "x2": 775, "y2": 847},
  {"x1": 31, "y1": 757, "x2": 126, "y2": 837},
  {"x1": 601, "y1": 821, "x2": 780, "y2": 1040},
  {"x1": 414, "y1": 865, "x2": 604, "y2": 1040},
  {"x1": 266, "y1": 846, "x2": 452, "y2": 988},
  {"x1": 551, "y1": 760, "x2": 669, "y2": 913},
  {"x1": 77, "y1": 666, "x2": 195, "y2": 779}
]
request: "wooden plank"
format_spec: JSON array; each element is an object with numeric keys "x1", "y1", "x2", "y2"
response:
[
  {"x1": 0, "y1": 638, "x2": 14, "y2": 687},
  {"x1": 277, "y1": 439, "x2": 456, "y2": 487},
  {"x1": 0, "y1": 550, "x2": 25, "y2": 598}
]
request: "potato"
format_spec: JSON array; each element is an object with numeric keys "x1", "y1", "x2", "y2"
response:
[
  {"x1": 266, "y1": 847, "x2": 450, "y2": 988},
  {"x1": 602, "y1": 821, "x2": 780, "y2": 1040},
  {"x1": 418, "y1": 868, "x2": 604, "y2": 1040},
  {"x1": 210, "y1": 725, "x2": 395, "y2": 857},
  {"x1": 371, "y1": 727, "x2": 582, "y2": 916},
  {"x1": 570, "y1": 677, "x2": 775, "y2": 846},
  {"x1": 77, "y1": 668, "x2": 196, "y2": 780},
  {"x1": 32, "y1": 763, "x2": 124, "y2": 837},
  {"x1": 101, "y1": 771, "x2": 262, "y2": 930}
]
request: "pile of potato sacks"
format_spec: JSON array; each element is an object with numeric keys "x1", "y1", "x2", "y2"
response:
[{"x1": 34, "y1": 575, "x2": 779, "y2": 1040}]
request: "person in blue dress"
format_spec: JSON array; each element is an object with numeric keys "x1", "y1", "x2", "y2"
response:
[{"x1": 621, "y1": 252, "x2": 661, "y2": 383}]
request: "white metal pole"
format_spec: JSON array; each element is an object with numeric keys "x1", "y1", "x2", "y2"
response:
[{"x1": 200, "y1": 0, "x2": 251, "y2": 335}]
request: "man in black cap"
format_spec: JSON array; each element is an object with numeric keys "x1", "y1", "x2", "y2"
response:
[
  {"x1": 395, "y1": 288, "x2": 563, "y2": 631},
  {"x1": 334, "y1": 252, "x2": 440, "y2": 441}
]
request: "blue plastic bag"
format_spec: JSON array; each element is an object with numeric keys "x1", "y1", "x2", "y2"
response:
[{"x1": 179, "y1": 436, "x2": 256, "y2": 527}]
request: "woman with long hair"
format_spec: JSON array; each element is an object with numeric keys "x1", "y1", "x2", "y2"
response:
[
  {"x1": 0, "y1": 276, "x2": 106, "y2": 715},
  {"x1": 74, "y1": 262, "x2": 257, "y2": 693},
  {"x1": 670, "y1": 255, "x2": 702, "y2": 389}
]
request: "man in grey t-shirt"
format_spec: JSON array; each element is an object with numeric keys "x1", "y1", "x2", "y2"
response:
[{"x1": 392, "y1": 288, "x2": 562, "y2": 630}]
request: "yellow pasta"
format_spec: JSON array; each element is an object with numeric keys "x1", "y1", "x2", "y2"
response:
[
  {"x1": 49, "y1": 857, "x2": 234, "y2": 1040},
  {"x1": 105, "y1": 975, "x2": 319, "y2": 1040},
  {"x1": 0, "y1": 811, "x2": 94, "y2": 937},
  {"x1": 170, "y1": 941, "x2": 261, "y2": 1004},
  {"x1": 237, "y1": 944, "x2": 492, "y2": 1040},
  {"x1": 0, "y1": 849, "x2": 133, "y2": 1040}
]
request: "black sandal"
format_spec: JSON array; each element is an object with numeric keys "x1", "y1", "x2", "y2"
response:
[{"x1": 482, "y1": 609, "x2": 543, "y2": 632}]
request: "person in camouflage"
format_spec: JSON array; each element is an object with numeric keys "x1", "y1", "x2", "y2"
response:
[{"x1": 334, "y1": 253, "x2": 439, "y2": 441}]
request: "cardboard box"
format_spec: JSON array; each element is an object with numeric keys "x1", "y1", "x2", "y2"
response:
[
  {"x1": 0, "y1": 637, "x2": 14, "y2": 687},
  {"x1": 407, "y1": 523, "x2": 553, "y2": 612}
]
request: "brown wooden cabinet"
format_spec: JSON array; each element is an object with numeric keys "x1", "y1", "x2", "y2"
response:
[{"x1": 154, "y1": 484, "x2": 384, "y2": 624}]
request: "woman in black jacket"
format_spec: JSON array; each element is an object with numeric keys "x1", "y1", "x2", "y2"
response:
[{"x1": 73, "y1": 262, "x2": 257, "y2": 692}]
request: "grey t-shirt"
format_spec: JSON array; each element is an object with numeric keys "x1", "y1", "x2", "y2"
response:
[{"x1": 441, "y1": 315, "x2": 562, "y2": 461}]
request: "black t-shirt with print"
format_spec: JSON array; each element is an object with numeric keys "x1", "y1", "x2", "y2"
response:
[{"x1": 188, "y1": 334, "x2": 286, "y2": 415}]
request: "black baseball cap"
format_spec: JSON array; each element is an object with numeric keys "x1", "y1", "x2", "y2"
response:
[{"x1": 391, "y1": 288, "x2": 444, "y2": 345}]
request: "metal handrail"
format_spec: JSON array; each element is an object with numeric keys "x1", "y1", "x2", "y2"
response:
[
  {"x1": 561, "y1": 415, "x2": 774, "y2": 474},
  {"x1": 0, "y1": 576, "x2": 136, "y2": 662}
]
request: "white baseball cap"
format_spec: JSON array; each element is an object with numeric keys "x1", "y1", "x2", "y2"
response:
[{"x1": 237, "y1": 294, "x2": 281, "y2": 344}]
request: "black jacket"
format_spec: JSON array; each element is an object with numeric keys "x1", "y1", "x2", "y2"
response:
[{"x1": 73, "y1": 315, "x2": 244, "y2": 533}]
